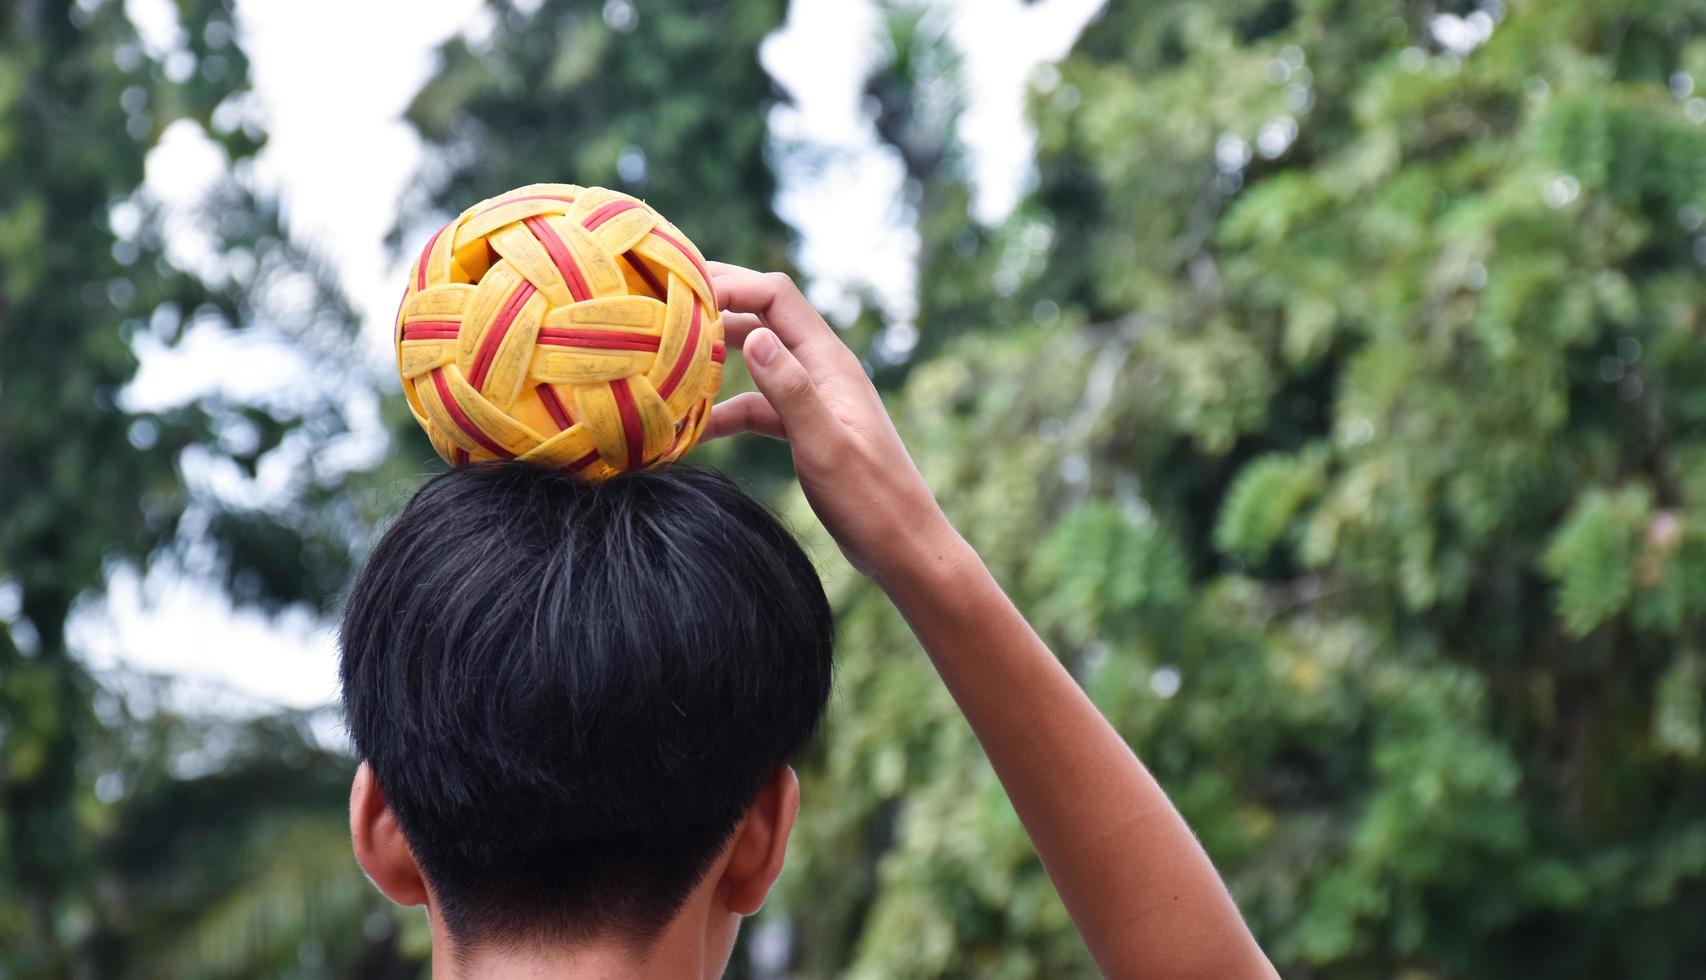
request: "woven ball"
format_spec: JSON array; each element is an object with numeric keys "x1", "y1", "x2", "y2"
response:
[{"x1": 395, "y1": 183, "x2": 724, "y2": 480}]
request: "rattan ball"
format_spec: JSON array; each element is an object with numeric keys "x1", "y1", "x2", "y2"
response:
[{"x1": 395, "y1": 183, "x2": 724, "y2": 479}]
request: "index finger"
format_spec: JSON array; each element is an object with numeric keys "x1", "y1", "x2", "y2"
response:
[{"x1": 708, "y1": 266, "x2": 840, "y2": 356}]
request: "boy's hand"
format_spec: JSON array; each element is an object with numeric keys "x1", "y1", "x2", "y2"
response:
[{"x1": 703, "y1": 263, "x2": 954, "y2": 581}]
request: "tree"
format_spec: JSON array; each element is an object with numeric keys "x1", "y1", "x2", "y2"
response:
[
  {"x1": 773, "y1": 0, "x2": 1706, "y2": 976},
  {"x1": 0, "y1": 0, "x2": 376, "y2": 973},
  {"x1": 15, "y1": 0, "x2": 1706, "y2": 976},
  {"x1": 838, "y1": 2, "x2": 1008, "y2": 384}
]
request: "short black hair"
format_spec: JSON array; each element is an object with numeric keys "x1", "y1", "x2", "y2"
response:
[{"x1": 338, "y1": 462, "x2": 833, "y2": 947}]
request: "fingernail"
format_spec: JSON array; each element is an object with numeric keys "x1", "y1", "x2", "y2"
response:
[{"x1": 750, "y1": 329, "x2": 780, "y2": 366}]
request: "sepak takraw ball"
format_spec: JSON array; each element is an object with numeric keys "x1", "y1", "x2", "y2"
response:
[{"x1": 395, "y1": 183, "x2": 724, "y2": 480}]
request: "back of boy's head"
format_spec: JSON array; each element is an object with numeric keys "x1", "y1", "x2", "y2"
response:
[{"x1": 338, "y1": 462, "x2": 834, "y2": 948}]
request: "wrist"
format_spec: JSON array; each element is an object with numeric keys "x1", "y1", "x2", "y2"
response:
[{"x1": 868, "y1": 510, "x2": 978, "y2": 602}]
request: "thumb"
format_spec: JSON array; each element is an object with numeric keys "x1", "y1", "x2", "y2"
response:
[{"x1": 743, "y1": 327, "x2": 835, "y2": 443}]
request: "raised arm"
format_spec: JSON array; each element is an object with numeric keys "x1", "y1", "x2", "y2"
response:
[{"x1": 704, "y1": 265, "x2": 1277, "y2": 980}]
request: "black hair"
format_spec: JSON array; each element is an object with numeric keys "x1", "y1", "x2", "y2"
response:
[{"x1": 338, "y1": 462, "x2": 834, "y2": 948}]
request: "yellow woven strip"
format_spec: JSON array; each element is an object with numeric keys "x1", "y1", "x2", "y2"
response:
[
  {"x1": 570, "y1": 383, "x2": 631, "y2": 469},
  {"x1": 704, "y1": 307, "x2": 727, "y2": 398},
  {"x1": 477, "y1": 288, "x2": 547, "y2": 411},
  {"x1": 487, "y1": 223, "x2": 573, "y2": 307},
  {"x1": 415, "y1": 368, "x2": 478, "y2": 457},
  {"x1": 701, "y1": 357, "x2": 725, "y2": 406},
  {"x1": 627, "y1": 375, "x2": 678, "y2": 463},
  {"x1": 645, "y1": 275, "x2": 700, "y2": 401},
  {"x1": 541, "y1": 296, "x2": 665, "y2": 331},
  {"x1": 566, "y1": 186, "x2": 624, "y2": 214},
  {"x1": 662, "y1": 396, "x2": 713, "y2": 464},
  {"x1": 656, "y1": 218, "x2": 713, "y2": 281},
  {"x1": 546, "y1": 217, "x2": 626, "y2": 297},
  {"x1": 662, "y1": 309, "x2": 722, "y2": 416},
  {"x1": 419, "y1": 223, "x2": 456, "y2": 289},
  {"x1": 632, "y1": 234, "x2": 714, "y2": 309},
  {"x1": 455, "y1": 198, "x2": 576, "y2": 251},
  {"x1": 688, "y1": 392, "x2": 715, "y2": 443},
  {"x1": 425, "y1": 423, "x2": 460, "y2": 466},
  {"x1": 402, "y1": 283, "x2": 474, "y2": 320},
  {"x1": 530, "y1": 348, "x2": 656, "y2": 385},
  {"x1": 516, "y1": 426, "x2": 602, "y2": 469},
  {"x1": 436, "y1": 366, "x2": 545, "y2": 457},
  {"x1": 456, "y1": 263, "x2": 527, "y2": 371},
  {"x1": 587, "y1": 207, "x2": 655, "y2": 256},
  {"x1": 572, "y1": 187, "x2": 656, "y2": 254},
  {"x1": 481, "y1": 181, "x2": 583, "y2": 208},
  {"x1": 399, "y1": 341, "x2": 457, "y2": 380}
]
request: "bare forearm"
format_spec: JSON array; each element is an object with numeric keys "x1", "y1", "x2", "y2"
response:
[
  {"x1": 703, "y1": 266, "x2": 1275, "y2": 976},
  {"x1": 878, "y1": 527, "x2": 1276, "y2": 980}
]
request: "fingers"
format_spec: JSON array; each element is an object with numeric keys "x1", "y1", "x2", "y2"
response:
[
  {"x1": 703, "y1": 391, "x2": 786, "y2": 442},
  {"x1": 711, "y1": 268, "x2": 839, "y2": 354},
  {"x1": 741, "y1": 327, "x2": 838, "y2": 443},
  {"x1": 719, "y1": 311, "x2": 765, "y2": 347},
  {"x1": 706, "y1": 260, "x2": 755, "y2": 277}
]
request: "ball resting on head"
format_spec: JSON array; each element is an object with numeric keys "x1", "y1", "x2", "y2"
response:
[{"x1": 395, "y1": 183, "x2": 724, "y2": 480}]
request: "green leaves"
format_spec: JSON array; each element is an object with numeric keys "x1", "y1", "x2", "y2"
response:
[
  {"x1": 789, "y1": 0, "x2": 1706, "y2": 975},
  {"x1": 10, "y1": 0, "x2": 1706, "y2": 975},
  {"x1": 1030, "y1": 501, "x2": 1191, "y2": 645},
  {"x1": 1653, "y1": 650, "x2": 1705, "y2": 758},
  {"x1": 1543, "y1": 485, "x2": 1652, "y2": 636},
  {"x1": 1215, "y1": 447, "x2": 1329, "y2": 561}
]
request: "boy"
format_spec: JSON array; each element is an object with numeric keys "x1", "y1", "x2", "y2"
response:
[{"x1": 340, "y1": 264, "x2": 1278, "y2": 978}]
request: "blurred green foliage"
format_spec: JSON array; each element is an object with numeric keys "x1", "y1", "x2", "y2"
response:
[
  {"x1": 4, "y1": 0, "x2": 1706, "y2": 977},
  {"x1": 0, "y1": 0, "x2": 395, "y2": 974},
  {"x1": 776, "y1": 1, "x2": 1706, "y2": 976}
]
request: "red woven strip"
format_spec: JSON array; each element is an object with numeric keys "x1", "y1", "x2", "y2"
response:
[
  {"x1": 623, "y1": 251, "x2": 666, "y2": 298},
  {"x1": 536, "y1": 329, "x2": 661, "y2": 353},
  {"x1": 402, "y1": 321, "x2": 461, "y2": 341},
  {"x1": 522, "y1": 216, "x2": 592, "y2": 302},
  {"x1": 416, "y1": 220, "x2": 452, "y2": 291},
  {"x1": 476, "y1": 193, "x2": 576, "y2": 216},
  {"x1": 468, "y1": 283, "x2": 537, "y2": 390},
  {"x1": 651, "y1": 228, "x2": 715, "y2": 302},
  {"x1": 611, "y1": 378, "x2": 645, "y2": 471},
  {"x1": 537, "y1": 383, "x2": 574, "y2": 430},
  {"x1": 583, "y1": 200, "x2": 640, "y2": 230},
  {"x1": 567, "y1": 449, "x2": 600, "y2": 471},
  {"x1": 453, "y1": 447, "x2": 469, "y2": 466},
  {"x1": 656, "y1": 303, "x2": 703, "y2": 400},
  {"x1": 711, "y1": 341, "x2": 726, "y2": 364},
  {"x1": 432, "y1": 368, "x2": 513, "y2": 459}
]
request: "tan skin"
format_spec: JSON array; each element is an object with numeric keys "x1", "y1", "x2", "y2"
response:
[{"x1": 351, "y1": 265, "x2": 1278, "y2": 979}]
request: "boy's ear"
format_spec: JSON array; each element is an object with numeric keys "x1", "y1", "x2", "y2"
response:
[
  {"x1": 350, "y1": 762, "x2": 430, "y2": 907},
  {"x1": 719, "y1": 765, "x2": 801, "y2": 916}
]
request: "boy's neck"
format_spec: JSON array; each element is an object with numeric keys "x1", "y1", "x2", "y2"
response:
[
  {"x1": 426, "y1": 904, "x2": 730, "y2": 979},
  {"x1": 432, "y1": 944, "x2": 685, "y2": 980}
]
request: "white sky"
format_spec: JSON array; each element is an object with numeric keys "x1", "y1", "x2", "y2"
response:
[{"x1": 74, "y1": 0, "x2": 1102, "y2": 712}]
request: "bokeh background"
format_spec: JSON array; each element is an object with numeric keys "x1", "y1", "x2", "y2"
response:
[{"x1": 5, "y1": 0, "x2": 1706, "y2": 976}]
